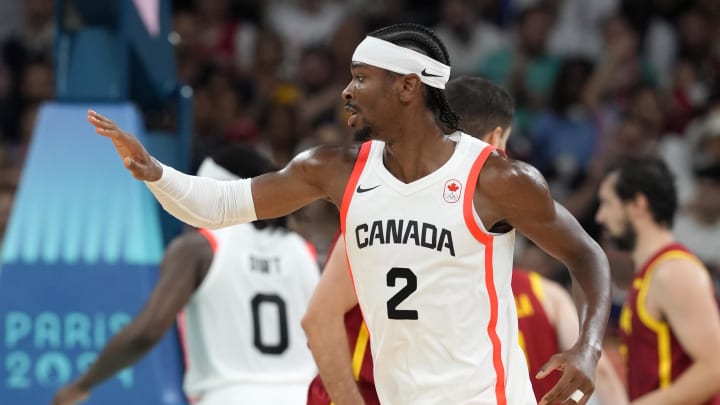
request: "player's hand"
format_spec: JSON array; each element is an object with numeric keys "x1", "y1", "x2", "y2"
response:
[
  {"x1": 52, "y1": 382, "x2": 90, "y2": 405},
  {"x1": 88, "y1": 110, "x2": 162, "y2": 181},
  {"x1": 536, "y1": 345, "x2": 599, "y2": 405}
]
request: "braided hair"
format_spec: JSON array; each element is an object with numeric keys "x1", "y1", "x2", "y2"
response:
[{"x1": 369, "y1": 23, "x2": 461, "y2": 130}]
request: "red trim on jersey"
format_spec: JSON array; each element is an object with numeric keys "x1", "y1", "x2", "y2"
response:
[
  {"x1": 340, "y1": 142, "x2": 372, "y2": 234},
  {"x1": 462, "y1": 145, "x2": 507, "y2": 405},
  {"x1": 339, "y1": 142, "x2": 375, "y2": 362},
  {"x1": 197, "y1": 228, "x2": 218, "y2": 252},
  {"x1": 462, "y1": 145, "x2": 496, "y2": 243},
  {"x1": 637, "y1": 243, "x2": 687, "y2": 277},
  {"x1": 305, "y1": 240, "x2": 318, "y2": 263},
  {"x1": 176, "y1": 311, "x2": 199, "y2": 403},
  {"x1": 324, "y1": 231, "x2": 342, "y2": 266}
]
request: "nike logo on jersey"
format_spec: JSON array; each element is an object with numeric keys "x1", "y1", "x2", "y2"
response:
[
  {"x1": 421, "y1": 68, "x2": 442, "y2": 77},
  {"x1": 356, "y1": 184, "x2": 381, "y2": 193}
]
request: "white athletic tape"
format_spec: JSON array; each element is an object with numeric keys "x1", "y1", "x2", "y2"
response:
[{"x1": 569, "y1": 389, "x2": 585, "y2": 403}]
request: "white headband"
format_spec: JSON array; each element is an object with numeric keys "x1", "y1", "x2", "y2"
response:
[
  {"x1": 351, "y1": 36, "x2": 451, "y2": 89},
  {"x1": 196, "y1": 157, "x2": 239, "y2": 181}
]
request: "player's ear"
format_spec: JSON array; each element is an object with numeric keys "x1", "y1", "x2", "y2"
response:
[{"x1": 399, "y1": 74, "x2": 422, "y2": 102}]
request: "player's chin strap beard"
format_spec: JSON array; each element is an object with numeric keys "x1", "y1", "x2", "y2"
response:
[{"x1": 351, "y1": 36, "x2": 451, "y2": 89}]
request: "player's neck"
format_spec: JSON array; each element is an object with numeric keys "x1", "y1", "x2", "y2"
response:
[
  {"x1": 381, "y1": 111, "x2": 452, "y2": 183},
  {"x1": 632, "y1": 223, "x2": 675, "y2": 271}
]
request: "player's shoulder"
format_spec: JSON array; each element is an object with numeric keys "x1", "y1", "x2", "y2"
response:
[
  {"x1": 161, "y1": 230, "x2": 215, "y2": 279},
  {"x1": 291, "y1": 143, "x2": 362, "y2": 171},
  {"x1": 479, "y1": 153, "x2": 548, "y2": 190},
  {"x1": 652, "y1": 253, "x2": 711, "y2": 292},
  {"x1": 476, "y1": 153, "x2": 553, "y2": 218},
  {"x1": 167, "y1": 230, "x2": 214, "y2": 255}
]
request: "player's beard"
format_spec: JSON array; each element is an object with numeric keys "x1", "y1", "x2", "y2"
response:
[
  {"x1": 353, "y1": 125, "x2": 372, "y2": 142},
  {"x1": 608, "y1": 218, "x2": 637, "y2": 252}
]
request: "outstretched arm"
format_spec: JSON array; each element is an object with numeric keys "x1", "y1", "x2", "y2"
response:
[
  {"x1": 302, "y1": 235, "x2": 365, "y2": 405},
  {"x1": 478, "y1": 157, "x2": 611, "y2": 405},
  {"x1": 88, "y1": 110, "x2": 352, "y2": 229},
  {"x1": 52, "y1": 232, "x2": 212, "y2": 405}
]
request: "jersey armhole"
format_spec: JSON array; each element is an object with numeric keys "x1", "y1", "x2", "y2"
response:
[
  {"x1": 192, "y1": 229, "x2": 220, "y2": 296},
  {"x1": 340, "y1": 141, "x2": 373, "y2": 235},
  {"x1": 462, "y1": 145, "x2": 497, "y2": 244}
]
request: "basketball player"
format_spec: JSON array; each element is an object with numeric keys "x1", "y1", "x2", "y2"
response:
[
  {"x1": 89, "y1": 23, "x2": 611, "y2": 404},
  {"x1": 596, "y1": 156, "x2": 720, "y2": 404},
  {"x1": 52, "y1": 146, "x2": 319, "y2": 405},
  {"x1": 303, "y1": 77, "x2": 625, "y2": 405}
]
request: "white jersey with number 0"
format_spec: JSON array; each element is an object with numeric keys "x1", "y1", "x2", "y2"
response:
[
  {"x1": 342, "y1": 133, "x2": 536, "y2": 405},
  {"x1": 181, "y1": 224, "x2": 319, "y2": 405}
]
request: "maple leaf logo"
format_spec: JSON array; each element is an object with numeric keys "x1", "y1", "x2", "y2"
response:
[{"x1": 443, "y1": 179, "x2": 462, "y2": 203}]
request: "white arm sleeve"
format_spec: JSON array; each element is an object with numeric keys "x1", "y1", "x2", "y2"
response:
[{"x1": 144, "y1": 163, "x2": 257, "y2": 229}]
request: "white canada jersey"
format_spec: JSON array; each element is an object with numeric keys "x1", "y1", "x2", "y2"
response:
[
  {"x1": 181, "y1": 224, "x2": 319, "y2": 404},
  {"x1": 341, "y1": 133, "x2": 535, "y2": 405}
]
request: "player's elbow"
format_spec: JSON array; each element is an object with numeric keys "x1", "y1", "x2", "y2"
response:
[
  {"x1": 129, "y1": 326, "x2": 166, "y2": 350},
  {"x1": 301, "y1": 305, "x2": 331, "y2": 343},
  {"x1": 301, "y1": 310, "x2": 319, "y2": 338}
]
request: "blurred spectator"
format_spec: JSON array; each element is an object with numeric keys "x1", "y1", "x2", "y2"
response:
[
  {"x1": 628, "y1": 86, "x2": 664, "y2": 139},
  {"x1": 21, "y1": 57, "x2": 53, "y2": 104},
  {"x1": 189, "y1": 65, "x2": 258, "y2": 169},
  {"x1": 607, "y1": 114, "x2": 660, "y2": 160},
  {"x1": 433, "y1": 0, "x2": 508, "y2": 77},
  {"x1": 478, "y1": 4, "x2": 561, "y2": 131},
  {"x1": 0, "y1": 0, "x2": 22, "y2": 43},
  {"x1": 583, "y1": 13, "x2": 658, "y2": 143},
  {"x1": 328, "y1": 14, "x2": 366, "y2": 79},
  {"x1": 356, "y1": 0, "x2": 437, "y2": 29},
  {"x1": 265, "y1": 0, "x2": 348, "y2": 75},
  {"x1": 194, "y1": 0, "x2": 257, "y2": 75},
  {"x1": 674, "y1": 163, "x2": 720, "y2": 293},
  {"x1": 257, "y1": 89, "x2": 306, "y2": 167},
  {"x1": 665, "y1": 58, "x2": 709, "y2": 134},
  {"x1": 696, "y1": 112, "x2": 720, "y2": 165},
  {"x1": 546, "y1": 0, "x2": 618, "y2": 59},
  {"x1": 5, "y1": 0, "x2": 55, "y2": 59},
  {"x1": 296, "y1": 44, "x2": 342, "y2": 129},
  {"x1": 247, "y1": 29, "x2": 288, "y2": 111},
  {"x1": 173, "y1": 9, "x2": 205, "y2": 85},
  {"x1": 527, "y1": 58, "x2": 597, "y2": 198},
  {"x1": 675, "y1": 8, "x2": 715, "y2": 85}
]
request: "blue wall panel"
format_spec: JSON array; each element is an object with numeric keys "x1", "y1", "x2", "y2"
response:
[{"x1": 0, "y1": 103, "x2": 187, "y2": 405}]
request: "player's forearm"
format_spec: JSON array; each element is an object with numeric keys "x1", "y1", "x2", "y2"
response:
[
  {"x1": 145, "y1": 163, "x2": 256, "y2": 229},
  {"x1": 631, "y1": 360, "x2": 720, "y2": 405},
  {"x1": 568, "y1": 240, "x2": 612, "y2": 353},
  {"x1": 303, "y1": 318, "x2": 365, "y2": 405},
  {"x1": 75, "y1": 325, "x2": 163, "y2": 390}
]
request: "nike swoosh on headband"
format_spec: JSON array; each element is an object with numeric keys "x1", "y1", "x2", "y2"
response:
[{"x1": 421, "y1": 68, "x2": 442, "y2": 77}]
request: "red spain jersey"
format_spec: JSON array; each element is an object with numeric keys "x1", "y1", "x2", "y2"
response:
[
  {"x1": 512, "y1": 270, "x2": 560, "y2": 402},
  {"x1": 619, "y1": 243, "x2": 720, "y2": 403},
  {"x1": 306, "y1": 304, "x2": 379, "y2": 405}
]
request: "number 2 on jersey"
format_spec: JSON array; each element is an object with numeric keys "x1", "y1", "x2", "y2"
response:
[{"x1": 386, "y1": 267, "x2": 418, "y2": 320}]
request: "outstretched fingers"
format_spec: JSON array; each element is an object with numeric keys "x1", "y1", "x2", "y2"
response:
[{"x1": 87, "y1": 110, "x2": 122, "y2": 136}]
